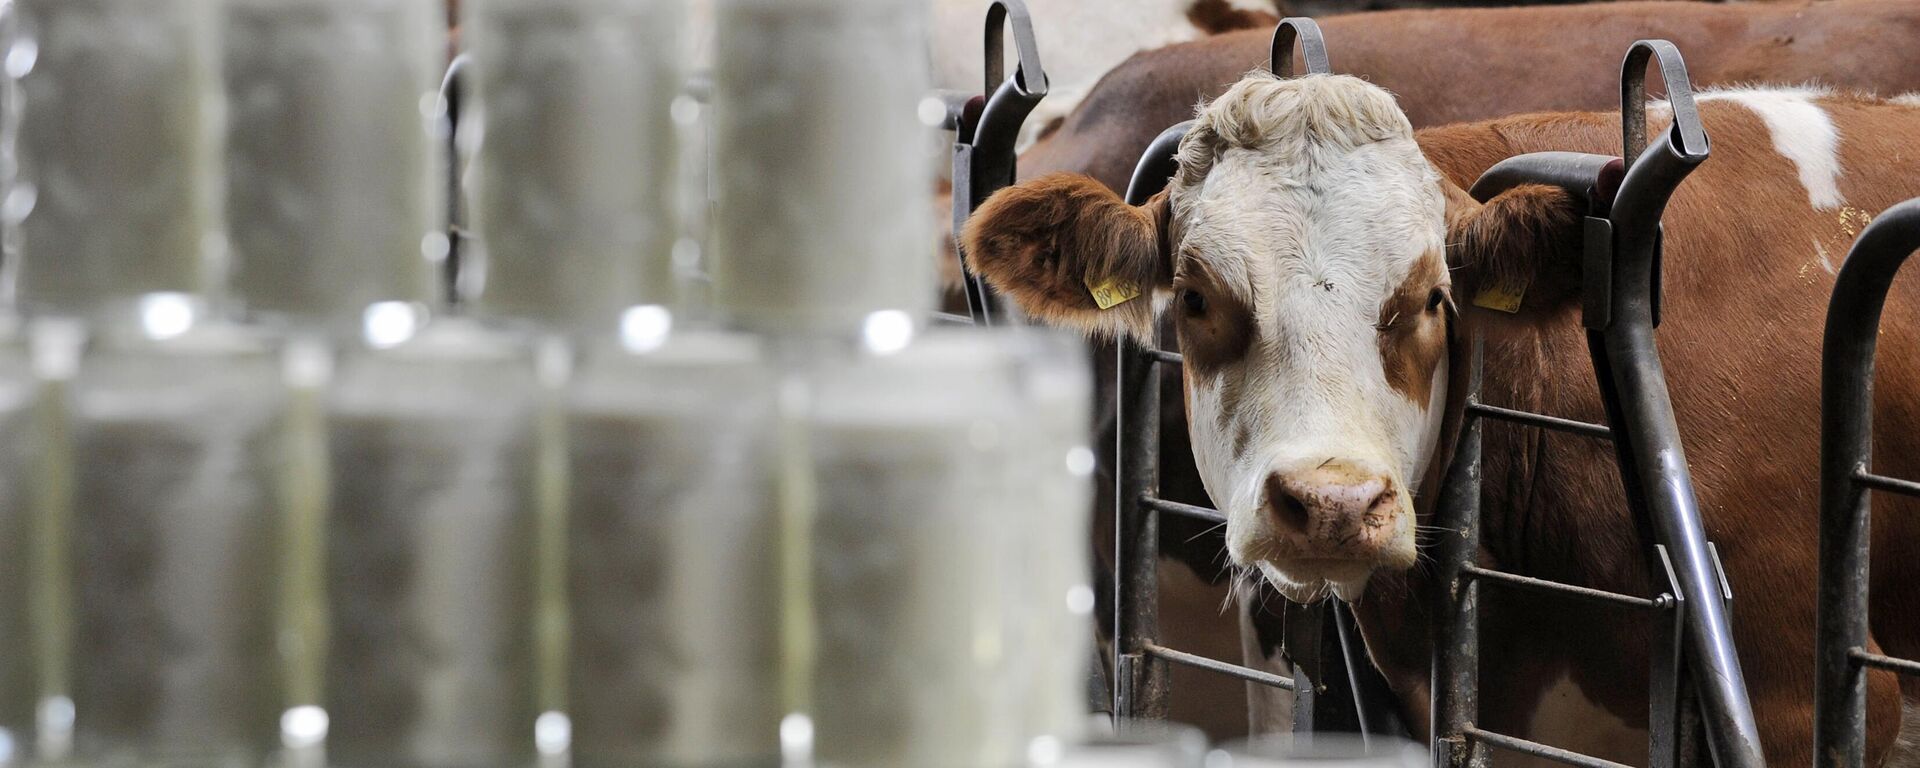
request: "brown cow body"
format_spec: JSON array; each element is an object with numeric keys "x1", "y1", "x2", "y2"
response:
[
  {"x1": 966, "y1": 78, "x2": 1920, "y2": 764},
  {"x1": 1362, "y1": 95, "x2": 1920, "y2": 766},
  {"x1": 1020, "y1": 0, "x2": 1920, "y2": 191}
]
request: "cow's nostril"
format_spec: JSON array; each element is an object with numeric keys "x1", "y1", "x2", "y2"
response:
[
  {"x1": 1265, "y1": 474, "x2": 1312, "y2": 532},
  {"x1": 1364, "y1": 487, "x2": 1397, "y2": 526}
]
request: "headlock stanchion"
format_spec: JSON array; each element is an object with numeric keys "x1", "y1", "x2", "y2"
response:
[
  {"x1": 948, "y1": 0, "x2": 1048, "y2": 326},
  {"x1": 1112, "y1": 19, "x2": 1400, "y2": 738},
  {"x1": 1433, "y1": 40, "x2": 1763, "y2": 768},
  {"x1": 1815, "y1": 199, "x2": 1920, "y2": 768}
]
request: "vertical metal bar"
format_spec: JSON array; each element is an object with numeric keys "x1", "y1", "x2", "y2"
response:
[
  {"x1": 1431, "y1": 336, "x2": 1485, "y2": 768},
  {"x1": 1332, "y1": 601, "x2": 1402, "y2": 741},
  {"x1": 1605, "y1": 144, "x2": 1762, "y2": 768},
  {"x1": 1816, "y1": 199, "x2": 1920, "y2": 768},
  {"x1": 1287, "y1": 601, "x2": 1367, "y2": 740},
  {"x1": 1647, "y1": 546, "x2": 1685, "y2": 768},
  {"x1": 1114, "y1": 340, "x2": 1165, "y2": 719}
]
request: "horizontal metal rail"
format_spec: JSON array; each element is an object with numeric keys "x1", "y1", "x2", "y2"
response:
[
  {"x1": 1465, "y1": 727, "x2": 1636, "y2": 768},
  {"x1": 1850, "y1": 648, "x2": 1920, "y2": 677},
  {"x1": 1466, "y1": 401, "x2": 1614, "y2": 440},
  {"x1": 1461, "y1": 564, "x2": 1669, "y2": 610},
  {"x1": 1144, "y1": 349, "x2": 1184, "y2": 366},
  {"x1": 1145, "y1": 642, "x2": 1297, "y2": 691},
  {"x1": 931, "y1": 311, "x2": 974, "y2": 326},
  {"x1": 1854, "y1": 470, "x2": 1920, "y2": 499},
  {"x1": 1140, "y1": 496, "x2": 1227, "y2": 526}
]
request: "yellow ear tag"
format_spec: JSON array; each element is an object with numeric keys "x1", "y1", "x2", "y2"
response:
[
  {"x1": 1472, "y1": 281, "x2": 1526, "y2": 314},
  {"x1": 1085, "y1": 276, "x2": 1142, "y2": 310}
]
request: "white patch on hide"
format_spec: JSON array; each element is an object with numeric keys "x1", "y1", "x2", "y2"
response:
[{"x1": 1700, "y1": 87, "x2": 1844, "y2": 210}]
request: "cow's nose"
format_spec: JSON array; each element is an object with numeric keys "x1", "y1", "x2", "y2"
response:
[{"x1": 1264, "y1": 459, "x2": 1398, "y2": 554}]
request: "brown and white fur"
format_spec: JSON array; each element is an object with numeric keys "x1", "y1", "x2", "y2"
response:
[{"x1": 966, "y1": 72, "x2": 1920, "y2": 766}]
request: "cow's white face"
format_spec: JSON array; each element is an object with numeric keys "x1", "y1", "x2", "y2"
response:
[
  {"x1": 966, "y1": 74, "x2": 1464, "y2": 602},
  {"x1": 1163, "y1": 75, "x2": 1451, "y2": 601}
]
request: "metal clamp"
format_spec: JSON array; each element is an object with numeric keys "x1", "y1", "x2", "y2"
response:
[
  {"x1": 1611, "y1": 40, "x2": 1709, "y2": 331},
  {"x1": 1270, "y1": 17, "x2": 1331, "y2": 78},
  {"x1": 984, "y1": 0, "x2": 1047, "y2": 99}
]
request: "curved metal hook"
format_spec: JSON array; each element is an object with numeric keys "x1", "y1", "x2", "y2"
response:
[
  {"x1": 1621, "y1": 40, "x2": 1708, "y2": 164},
  {"x1": 1270, "y1": 17, "x2": 1331, "y2": 78},
  {"x1": 985, "y1": 0, "x2": 1048, "y2": 97}
]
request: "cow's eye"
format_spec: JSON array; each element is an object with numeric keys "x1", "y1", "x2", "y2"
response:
[
  {"x1": 1182, "y1": 288, "x2": 1208, "y2": 316},
  {"x1": 1426, "y1": 287, "x2": 1448, "y2": 313}
]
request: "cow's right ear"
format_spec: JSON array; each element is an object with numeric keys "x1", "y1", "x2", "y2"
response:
[{"x1": 962, "y1": 173, "x2": 1173, "y2": 339}]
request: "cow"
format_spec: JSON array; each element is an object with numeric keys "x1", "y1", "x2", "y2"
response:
[
  {"x1": 1020, "y1": 0, "x2": 1920, "y2": 192},
  {"x1": 945, "y1": 0, "x2": 1920, "y2": 735},
  {"x1": 963, "y1": 71, "x2": 1920, "y2": 767}
]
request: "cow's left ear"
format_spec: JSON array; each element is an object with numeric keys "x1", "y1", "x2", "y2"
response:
[
  {"x1": 963, "y1": 173, "x2": 1174, "y2": 339},
  {"x1": 1442, "y1": 181, "x2": 1584, "y2": 314}
]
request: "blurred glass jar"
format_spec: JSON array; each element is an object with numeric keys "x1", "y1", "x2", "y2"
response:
[
  {"x1": 1214, "y1": 733, "x2": 1430, "y2": 768},
  {"x1": 0, "y1": 322, "x2": 36, "y2": 763},
  {"x1": 565, "y1": 328, "x2": 780, "y2": 768},
  {"x1": 709, "y1": 0, "x2": 935, "y2": 336},
  {"x1": 1038, "y1": 721, "x2": 1209, "y2": 768},
  {"x1": 801, "y1": 331, "x2": 1028, "y2": 768},
  {"x1": 463, "y1": 0, "x2": 682, "y2": 331},
  {"x1": 322, "y1": 315, "x2": 539, "y2": 768},
  {"x1": 10, "y1": 0, "x2": 222, "y2": 314},
  {"x1": 55, "y1": 301, "x2": 285, "y2": 766},
  {"x1": 1006, "y1": 331, "x2": 1096, "y2": 746},
  {"x1": 221, "y1": 0, "x2": 442, "y2": 328}
]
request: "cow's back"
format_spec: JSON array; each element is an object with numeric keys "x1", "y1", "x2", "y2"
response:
[{"x1": 1021, "y1": 0, "x2": 1920, "y2": 192}]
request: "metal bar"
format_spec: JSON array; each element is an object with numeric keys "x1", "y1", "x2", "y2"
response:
[
  {"x1": 1125, "y1": 122, "x2": 1192, "y2": 207},
  {"x1": 1468, "y1": 152, "x2": 1623, "y2": 214},
  {"x1": 1144, "y1": 643, "x2": 1297, "y2": 691},
  {"x1": 1144, "y1": 349, "x2": 1184, "y2": 367},
  {"x1": 1114, "y1": 335, "x2": 1166, "y2": 719},
  {"x1": 1850, "y1": 649, "x2": 1920, "y2": 677},
  {"x1": 1602, "y1": 42, "x2": 1760, "y2": 768},
  {"x1": 930, "y1": 311, "x2": 974, "y2": 326},
  {"x1": 1648, "y1": 546, "x2": 1687, "y2": 768},
  {"x1": 1465, "y1": 728, "x2": 1635, "y2": 768},
  {"x1": 1431, "y1": 336, "x2": 1486, "y2": 768},
  {"x1": 1460, "y1": 565, "x2": 1663, "y2": 610},
  {"x1": 1817, "y1": 198, "x2": 1920, "y2": 768},
  {"x1": 1854, "y1": 470, "x2": 1920, "y2": 499},
  {"x1": 1331, "y1": 602, "x2": 1389, "y2": 743},
  {"x1": 440, "y1": 55, "x2": 470, "y2": 307},
  {"x1": 1139, "y1": 496, "x2": 1226, "y2": 526},
  {"x1": 1465, "y1": 402, "x2": 1613, "y2": 440}
]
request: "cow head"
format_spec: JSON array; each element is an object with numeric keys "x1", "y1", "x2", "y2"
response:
[{"x1": 963, "y1": 73, "x2": 1578, "y2": 601}]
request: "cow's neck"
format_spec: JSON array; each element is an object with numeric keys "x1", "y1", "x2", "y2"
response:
[{"x1": 1341, "y1": 306, "x2": 1571, "y2": 740}]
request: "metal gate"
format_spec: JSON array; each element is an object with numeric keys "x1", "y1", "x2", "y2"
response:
[
  {"x1": 1429, "y1": 42, "x2": 1764, "y2": 768},
  {"x1": 1815, "y1": 198, "x2": 1920, "y2": 768}
]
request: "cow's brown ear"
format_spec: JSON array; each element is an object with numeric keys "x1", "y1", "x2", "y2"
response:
[
  {"x1": 963, "y1": 173, "x2": 1173, "y2": 339},
  {"x1": 1443, "y1": 181, "x2": 1584, "y2": 315}
]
